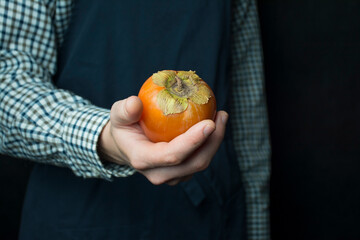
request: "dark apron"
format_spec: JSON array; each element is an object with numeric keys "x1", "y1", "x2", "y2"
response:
[{"x1": 19, "y1": 0, "x2": 246, "y2": 239}]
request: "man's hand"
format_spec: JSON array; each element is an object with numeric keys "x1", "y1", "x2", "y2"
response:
[{"x1": 98, "y1": 96, "x2": 228, "y2": 185}]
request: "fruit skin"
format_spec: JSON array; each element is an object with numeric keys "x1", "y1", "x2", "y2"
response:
[{"x1": 138, "y1": 71, "x2": 216, "y2": 142}]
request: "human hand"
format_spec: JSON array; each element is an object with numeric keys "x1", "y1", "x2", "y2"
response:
[{"x1": 98, "y1": 96, "x2": 228, "y2": 185}]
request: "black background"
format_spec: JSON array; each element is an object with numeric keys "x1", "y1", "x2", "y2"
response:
[
  {"x1": 258, "y1": 0, "x2": 360, "y2": 239},
  {"x1": 1, "y1": 0, "x2": 360, "y2": 239}
]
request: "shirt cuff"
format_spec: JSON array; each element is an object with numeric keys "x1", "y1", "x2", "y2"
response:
[{"x1": 63, "y1": 104, "x2": 136, "y2": 180}]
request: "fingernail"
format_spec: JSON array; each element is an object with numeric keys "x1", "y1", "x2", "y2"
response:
[
  {"x1": 203, "y1": 125, "x2": 215, "y2": 137},
  {"x1": 222, "y1": 113, "x2": 229, "y2": 124}
]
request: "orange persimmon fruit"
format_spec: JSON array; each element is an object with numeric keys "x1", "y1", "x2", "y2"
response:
[{"x1": 138, "y1": 70, "x2": 216, "y2": 142}]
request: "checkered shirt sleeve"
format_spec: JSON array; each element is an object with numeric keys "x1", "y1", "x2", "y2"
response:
[
  {"x1": 0, "y1": 0, "x2": 135, "y2": 180},
  {"x1": 231, "y1": 0, "x2": 271, "y2": 239}
]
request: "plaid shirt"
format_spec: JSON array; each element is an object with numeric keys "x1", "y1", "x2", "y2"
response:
[{"x1": 0, "y1": 0, "x2": 270, "y2": 239}]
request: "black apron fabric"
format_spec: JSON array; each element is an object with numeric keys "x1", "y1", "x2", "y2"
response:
[{"x1": 19, "y1": 1, "x2": 245, "y2": 239}]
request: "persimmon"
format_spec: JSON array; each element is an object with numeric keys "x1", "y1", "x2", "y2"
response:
[{"x1": 138, "y1": 70, "x2": 216, "y2": 142}]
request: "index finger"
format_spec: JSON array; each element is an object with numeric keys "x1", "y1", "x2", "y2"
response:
[{"x1": 138, "y1": 119, "x2": 216, "y2": 168}]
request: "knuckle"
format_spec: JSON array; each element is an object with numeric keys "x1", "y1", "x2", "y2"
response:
[
  {"x1": 148, "y1": 175, "x2": 166, "y2": 185},
  {"x1": 109, "y1": 103, "x2": 118, "y2": 120},
  {"x1": 110, "y1": 100, "x2": 129, "y2": 122},
  {"x1": 131, "y1": 160, "x2": 145, "y2": 170},
  {"x1": 164, "y1": 153, "x2": 181, "y2": 165},
  {"x1": 110, "y1": 101, "x2": 118, "y2": 112},
  {"x1": 129, "y1": 152, "x2": 147, "y2": 170},
  {"x1": 194, "y1": 159, "x2": 210, "y2": 172}
]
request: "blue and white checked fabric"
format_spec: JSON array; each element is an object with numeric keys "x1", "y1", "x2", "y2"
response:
[
  {"x1": 0, "y1": 0, "x2": 270, "y2": 239},
  {"x1": 0, "y1": 0, "x2": 135, "y2": 179}
]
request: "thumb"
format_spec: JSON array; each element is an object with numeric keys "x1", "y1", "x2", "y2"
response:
[{"x1": 110, "y1": 96, "x2": 143, "y2": 127}]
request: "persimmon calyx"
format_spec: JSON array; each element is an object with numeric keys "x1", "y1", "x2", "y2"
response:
[{"x1": 152, "y1": 70, "x2": 211, "y2": 115}]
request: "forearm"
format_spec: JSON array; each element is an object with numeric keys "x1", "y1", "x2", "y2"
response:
[
  {"x1": 0, "y1": 50, "x2": 133, "y2": 178},
  {"x1": 0, "y1": 1, "x2": 134, "y2": 179}
]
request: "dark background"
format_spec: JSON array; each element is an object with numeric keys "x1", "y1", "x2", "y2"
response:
[
  {"x1": 1, "y1": 0, "x2": 360, "y2": 239},
  {"x1": 258, "y1": 0, "x2": 360, "y2": 239}
]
